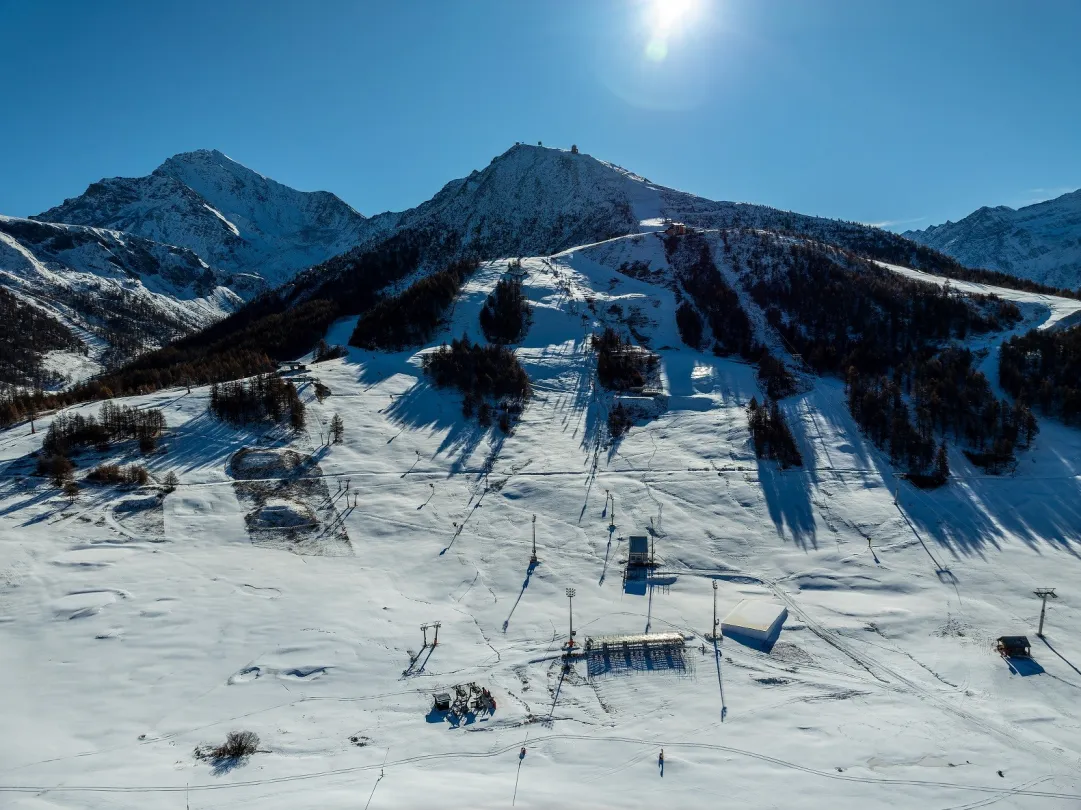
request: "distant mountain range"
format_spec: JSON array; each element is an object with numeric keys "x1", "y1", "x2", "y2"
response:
[
  {"x1": 905, "y1": 189, "x2": 1081, "y2": 291},
  {"x1": 4, "y1": 142, "x2": 1067, "y2": 388}
]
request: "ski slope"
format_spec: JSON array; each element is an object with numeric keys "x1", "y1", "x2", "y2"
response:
[{"x1": 2, "y1": 243, "x2": 1081, "y2": 809}]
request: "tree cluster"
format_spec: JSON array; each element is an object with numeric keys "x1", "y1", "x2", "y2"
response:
[
  {"x1": 314, "y1": 340, "x2": 347, "y2": 363},
  {"x1": 678, "y1": 244, "x2": 756, "y2": 358},
  {"x1": 350, "y1": 257, "x2": 479, "y2": 350},
  {"x1": 674, "y1": 301, "x2": 703, "y2": 349},
  {"x1": 423, "y1": 335, "x2": 531, "y2": 404},
  {"x1": 86, "y1": 463, "x2": 150, "y2": 486},
  {"x1": 756, "y1": 349, "x2": 798, "y2": 400},
  {"x1": 847, "y1": 348, "x2": 1036, "y2": 475},
  {"x1": 479, "y1": 276, "x2": 532, "y2": 344},
  {"x1": 1000, "y1": 324, "x2": 1081, "y2": 424},
  {"x1": 42, "y1": 402, "x2": 166, "y2": 456},
  {"x1": 209, "y1": 374, "x2": 304, "y2": 429},
  {"x1": 747, "y1": 397, "x2": 802, "y2": 468},
  {"x1": 608, "y1": 402, "x2": 634, "y2": 438},
  {"x1": 592, "y1": 327, "x2": 657, "y2": 391},
  {"x1": 747, "y1": 242, "x2": 1020, "y2": 377}
]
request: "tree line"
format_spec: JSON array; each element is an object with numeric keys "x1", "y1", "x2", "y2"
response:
[
  {"x1": 999, "y1": 324, "x2": 1081, "y2": 424},
  {"x1": 671, "y1": 240, "x2": 756, "y2": 358},
  {"x1": 350, "y1": 257, "x2": 479, "y2": 350}
]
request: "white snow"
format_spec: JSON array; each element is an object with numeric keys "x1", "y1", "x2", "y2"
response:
[
  {"x1": 2, "y1": 243, "x2": 1081, "y2": 809},
  {"x1": 202, "y1": 203, "x2": 241, "y2": 237}
]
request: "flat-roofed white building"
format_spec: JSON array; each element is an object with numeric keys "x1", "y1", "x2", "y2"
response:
[{"x1": 721, "y1": 599, "x2": 787, "y2": 643}]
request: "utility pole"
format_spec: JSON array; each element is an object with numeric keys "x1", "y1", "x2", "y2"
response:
[
  {"x1": 1034, "y1": 588, "x2": 1057, "y2": 637},
  {"x1": 566, "y1": 588, "x2": 576, "y2": 649},
  {"x1": 530, "y1": 514, "x2": 538, "y2": 565},
  {"x1": 711, "y1": 580, "x2": 719, "y2": 641},
  {"x1": 432, "y1": 621, "x2": 442, "y2": 647}
]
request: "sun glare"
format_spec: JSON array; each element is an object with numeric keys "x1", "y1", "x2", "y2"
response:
[{"x1": 644, "y1": 0, "x2": 704, "y2": 62}]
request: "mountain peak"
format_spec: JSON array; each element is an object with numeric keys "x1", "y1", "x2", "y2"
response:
[
  {"x1": 33, "y1": 150, "x2": 367, "y2": 286},
  {"x1": 905, "y1": 189, "x2": 1081, "y2": 289}
]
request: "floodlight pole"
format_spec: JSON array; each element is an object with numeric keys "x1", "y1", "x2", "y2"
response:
[
  {"x1": 1034, "y1": 588, "x2": 1057, "y2": 637},
  {"x1": 432, "y1": 621, "x2": 442, "y2": 647},
  {"x1": 566, "y1": 588, "x2": 576, "y2": 649},
  {"x1": 420, "y1": 623, "x2": 430, "y2": 647},
  {"x1": 609, "y1": 494, "x2": 616, "y2": 530}
]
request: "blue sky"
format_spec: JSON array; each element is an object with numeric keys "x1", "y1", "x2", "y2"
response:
[{"x1": 1, "y1": 0, "x2": 1078, "y2": 230}]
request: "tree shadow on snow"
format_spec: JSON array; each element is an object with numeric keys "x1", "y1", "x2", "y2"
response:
[
  {"x1": 756, "y1": 397, "x2": 818, "y2": 551},
  {"x1": 803, "y1": 381, "x2": 1081, "y2": 560},
  {"x1": 383, "y1": 379, "x2": 500, "y2": 476}
]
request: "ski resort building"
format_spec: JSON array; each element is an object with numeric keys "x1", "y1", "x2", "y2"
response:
[
  {"x1": 996, "y1": 636, "x2": 1031, "y2": 658},
  {"x1": 628, "y1": 535, "x2": 650, "y2": 566},
  {"x1": 721, "y1": 599, "x2": 788, "y2": 643}
]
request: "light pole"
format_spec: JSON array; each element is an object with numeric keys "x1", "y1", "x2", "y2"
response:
[
  {"x1": 566, "y1": 588, "x2": 576, "y2": 649},
  {"x1": 1034, "y1": 588, "x2": 1057, "y2": 637}
]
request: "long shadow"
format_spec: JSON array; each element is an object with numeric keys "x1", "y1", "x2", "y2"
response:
[
  {"x1": 1004, "y1": 656, "x2": 1045, "y2": 677},
  {"x1": 151, "y1": 411, "x2": 268, "y2": 477},
  {"x1": 713, "y1": 638, "x2": 728, "y2": 721},
  {"x1": 1040, "y1": 636, "x2": 1081, "y2": 678},
  {"x1": 599, "y1": 535, "x2": 613, "y2": 585},
  {"x1": 503, "y1": 560, "x2": 538, "y2": 633},
  {"x1": 756, "y1": 396, "x2": 818, "y2": 551},
  {"x1": 383, "y1": 380, "x2": 491, "y2": 475},
  {"x1": 544, "y1": 665, "x2": 568, "y2": 725},
  {"x1": 813, "y1": 378, "x2": 1081, "y2": 559}
]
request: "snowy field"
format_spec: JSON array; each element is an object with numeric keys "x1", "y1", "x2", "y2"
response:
[{"x1": 2, "y1": 241, "x2": 1081, "y2": 808}]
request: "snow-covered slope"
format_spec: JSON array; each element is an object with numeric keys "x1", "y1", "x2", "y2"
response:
[
  {"x1": 0, "y1": 215, "x2": 242, "y2": 382},
  {"x1": 904, "y1": 189, "x2": 1081, "y2": 290},
  {"x1": 35, "y1": 149, "x2": 369, "y2": 287},
  {"x1": 3, "y1": 238, "x2": 1081, "y2": 808}
]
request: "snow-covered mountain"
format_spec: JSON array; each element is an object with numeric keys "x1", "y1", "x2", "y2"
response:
[
  {"x1": 335, "y1": 143, "x2": 951, "y2": 278},
  {"x1": 904, "y1": 189, "x2": 1081, "y2": 290},
  {"x1": 35, "y1": 149, "x2": 369, "y2": 287},
  {"x1": 0, "y1": 215, "x2": 242, "y2": 383}
]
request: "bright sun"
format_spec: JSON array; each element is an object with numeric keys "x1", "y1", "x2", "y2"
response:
[{"x1": 644, "y1": 0, "x2": 703, "y2": 61}]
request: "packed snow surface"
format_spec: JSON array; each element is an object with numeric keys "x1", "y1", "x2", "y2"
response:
[{"x1": 2, "y1": 241, "x2": 1081, "y2": 809}]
